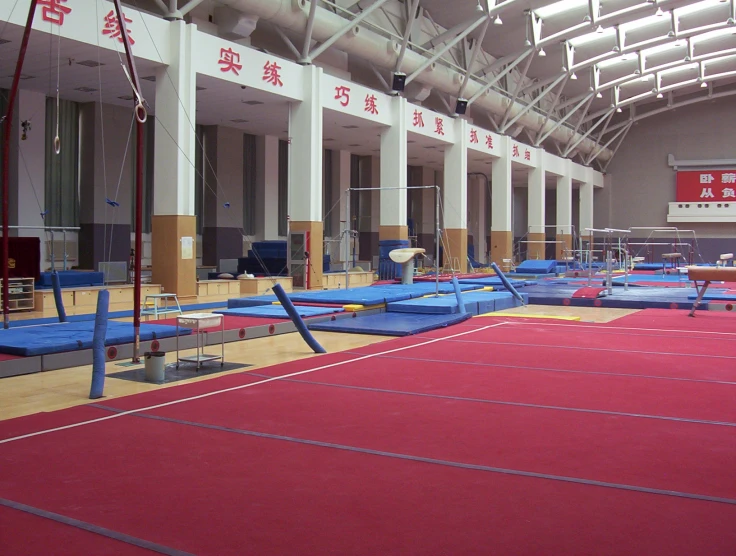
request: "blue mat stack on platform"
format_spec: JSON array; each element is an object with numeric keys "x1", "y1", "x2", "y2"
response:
[
  {"x1": 0, "y1": 321, "x2": 189, "y2": 357},
  {"x1": 215, "y1": 306, "x2": 343, "y2": 319},
  {"x1": 36, "y1": 271, "x2": 104, "y2": 289}
]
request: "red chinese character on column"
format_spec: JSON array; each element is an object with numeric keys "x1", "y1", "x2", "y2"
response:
[
  {"x1": 39, "y1": 0, "x2": 72, "y2": 26},
  {"x1": 470, "y1": 129, "x2": 479, "y2": 144},
  {"x1": 412, "y1": 110, "x2": 424, "y2": 128},
  {"x1": 485, "y1": 135, "x2": 494, "y2": 149},
  {"x1": 364, "y1": 94, "x2": 379, "y2": 115},
  {"x1": 524, "y1": 149, "x2": 531, "y2": 161},
  {"x1": 334, "y1": 86, "x2": 351, "y2": 107},
  {"x1": 435, "y1": 117, "x2": 445, "y2": 136},
  {"x1": 218, "y1": 48, "x2": 242, "y2": 75},
  {"x1": 263, "y1": 61, "x2": 284, "y2": 87},
  {"x1": 512, "y1": 144, "x2": 520, "y2": 157},
  {"x1": 102, "y1": 10, "x2": 135, "y2": 45}
]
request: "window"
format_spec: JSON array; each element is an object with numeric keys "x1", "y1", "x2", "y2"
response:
[
  {"x1": 45, "y1": 97, "x2": 80, "y2": 227},
  {"x1": 243, "y1": 133, "x2": 256, "y2": 235},
  {"x1": 278, "y1": 139, "x2": 288, "y2": 236}
]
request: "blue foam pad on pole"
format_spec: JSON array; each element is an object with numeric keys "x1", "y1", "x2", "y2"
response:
[
  {"x1": 272, "y1": 284, "x2": 326, "y2": 354},
  {"x1": 51, "y1": 271, "x2": 67, "y2": 323},
  {"x1": 451, "y1": 276, "x2": 467, "y2": 314},
  {"x1": 89, "y1": 290, "x2": 109, "y2": 399},
  {"x1": 491, "y1": 262, "x2": 525, "y2": 305}
]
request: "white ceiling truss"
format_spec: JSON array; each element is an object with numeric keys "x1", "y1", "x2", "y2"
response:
[{"x1": 127, "y1": 0, "x2": 736, "y2": 169}]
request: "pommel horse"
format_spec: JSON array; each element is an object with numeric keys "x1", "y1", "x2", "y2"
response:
[{"x1": 687, "y1": 265, "x2": 736, "y2": 316}]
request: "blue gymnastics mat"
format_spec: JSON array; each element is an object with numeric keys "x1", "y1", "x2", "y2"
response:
[
  {"x1": 515, "y1": 260, "x2": 557, "y2": 274},
  {"x1": 282, "y1": 284, "x2": 482, "y2": 306},
  {"x1": 458, "y1": 277, "x2": 528, "y2": 288},
  {"x1": 387, "y1": 291, "x2": 526, "y2": 315},
  {"x1": 308, "y1": 312, "x2": 472, "y2": 337},
  {"x1": 687, "y1": 292, "x2": 736, "y2": 301},
  {"x1": 0, "y1": 321, "x2": 189, "y2": 357},
  {"x1": 215, "y1": 305, "x2": 344, "y2": 319}
]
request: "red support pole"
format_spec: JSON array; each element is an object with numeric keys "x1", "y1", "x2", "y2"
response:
[
  {"x1": 2, "y1": 0, "x2": 38, "y2": 329},
  {"x1": 112, "y1": 0, "x2": 144, "y2": 362}
]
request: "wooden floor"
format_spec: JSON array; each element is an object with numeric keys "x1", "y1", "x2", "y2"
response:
[{"x1": 0, "y1": 305, "x2": 638, "y2": 422}]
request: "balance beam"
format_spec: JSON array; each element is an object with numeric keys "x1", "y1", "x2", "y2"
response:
[{"x1": 687, "y1": 266, "x2": 736, "y2": 317}]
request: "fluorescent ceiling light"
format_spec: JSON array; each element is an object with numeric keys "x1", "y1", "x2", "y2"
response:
[
  {"x1": 701, "y1": 81, "x2": 708, "y2": 87},
  {"x1": 534, "y1": 0, "x2": 587, "y2": 19},
  {"x1": 597, "y1": 53, "x2": 636, "y2": 69},
  {"x1": 676, "y1": 0, "x2": 726, "y2": 18},
  {"x1": 659, "y1": 62, "x2": 699, "y2": 77},
  {"x1": 620, "y1": 14, "x2": 668, "y2": 33},
  {"x1": 644, "y1": 41, "x2": 684, "y2": 57},
  {"x1": 570, "y1": 28, "x2": 616, "y2": 47}
]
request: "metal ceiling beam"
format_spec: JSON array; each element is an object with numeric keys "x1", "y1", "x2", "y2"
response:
[
  {"x1": 394, "y1": 0, "x2": 421, "y2": 73},
  {"x1": 500, "y1": 72, "x2": 567, "y2": 133},
  {"x1": 467, "y1": 49, "x2": 534, "y2": 105},
  {"x1": 558, "y1": 46, "x2": 736, "y2": 111},
  {"x1": 603, "y1": 85, "x2": 736, "y2": 136},
  {"x1": 586, "y1": 121, "x2": 632, "y2": 165},
  {"x1": 405, "y1": 12, "x2": 488, "y2": 86},
  {"x1": 178, "y1": 0, "x2": 205, "y2": 17},
  {"x1": 420, "y1": 13, "x2": 484, "y2": 50},
  {"x1": 457, "y1": 17, "x2": 490, "y2": 100},
  {"x1": 153, "y1": 0, "x2": 168, "y2": 14},
  {"x1": 301, "y1": 0, "x2": 319, "y2": 61},
  {"x1": 499, "y1": 53, "x2": 535, "y2": 130},
  {"x1": 273, "y1": 26, "x2": 301, "y2": 60},
  {"x1": 602, "y1": 122, "x2": 634, "y2": 172},
  {"x1": 533, "y1": 73, "x2": 570, "y2": 141},
  {"x1": 563, "y1": 108, "x2": 616, "y2": 158},
  {"x1": 305, "y1": 0, "x2": 390, "y2": 63},
  {"x1": 535, "y1": 93, "x2": 594, "y2": 146},
  {"x1": 585, "y1": 67, "x2": 736, "y2": 123}
]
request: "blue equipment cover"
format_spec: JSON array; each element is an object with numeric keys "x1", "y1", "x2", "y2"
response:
[
  {"x1": 0, "y1": 321, "x2": 189, "y2": 357},
  {"x1": 633, "y1": 263, "x2": 679, "y2": 270},
  {"x1": 687, "y1": 292, "x2": 736, "y2": 301},
  {"x1": 387, "y1": 291, "x2": 524, "y2": 315},
  {"x1": 308, "y1": 312, "x2": 472, "y2": 337},
  {"x1": 215, "y1": 305, "x2": 344, "y2": 319},
  {"x1": 515, "y1": 260, "x2": 557, "y2": 274},
  {"x1": 227, "y1": 296, "x2": 278, "y2": 308},
  {"x1": 36, "y1": 271, "x2": 104, "y2": 289}
]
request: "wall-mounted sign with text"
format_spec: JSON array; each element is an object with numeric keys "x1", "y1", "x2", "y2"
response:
[{"x1": 676, "y1": 170, "x2": 736, "y2": 202}]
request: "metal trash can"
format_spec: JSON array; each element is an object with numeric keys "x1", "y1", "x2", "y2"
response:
[{"x1": 144, "y1": 351, "x2": 166, "y2": 383}]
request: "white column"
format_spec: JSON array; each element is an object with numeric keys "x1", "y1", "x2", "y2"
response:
[
  {"x1": 491, "y1": 137, "x2": 513, "y2": 264},
  {"x1": 443, "y1": 118, "x2": 468, "y2": 230},
  {"x1": 288, "y1": 64, "x2": 323, "y2": 223},
  {"x1": 287, "y1": 64, "x2": 323, "y2": 288},
  {"x1": 418, "y1": 166, "x2": 436, "y2": 247},
  {"x1": 469, "y1": 175, "x2": 488, "y2": 264},
  {"x1": 580, "y1": 182, "x2": 594, "y2": 233},
  {"x1": 151, "y1": 19, "x2": 197, "y2": 295},
  {"x1": 379, "y1": 96, "x2": 408, "y2": 237},
  {"x1": 332, "y1": 150, "x2": 350, "y2": 264},
  {"x1": 153, "y1": 20, "x2": 196, "y2": 217},
  {"x1": 556, "y1": 173, "x2": 573, "y2": 259},
  {"x1": 255, "y1": 135, "x2": 280, "y2": 240},
  {"x1": 443, "y1": 118, "x2": 468, "y2": 271},
  {"x1": 527, "y1": 163, "x2": 545, "y2": 259},
  {"x1": 556, "y1": 174, "x2": 573, "y2": 236},
  {"x1": 527, "y1": 165, "x2": 545, "y2": 235}
]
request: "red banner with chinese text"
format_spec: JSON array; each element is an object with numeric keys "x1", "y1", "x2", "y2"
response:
[{"x1": 676, "y1": 170, "x2": 736, "y2": 202}]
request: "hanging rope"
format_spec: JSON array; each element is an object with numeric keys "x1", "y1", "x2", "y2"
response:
[{"x1": 54, "y1": 23, "x2": 61, "y2": 155}]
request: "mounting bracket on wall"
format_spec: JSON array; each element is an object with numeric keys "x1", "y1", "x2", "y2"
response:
[{"x1": 667, "y1": 154, "x2": 736, "y2": 171}]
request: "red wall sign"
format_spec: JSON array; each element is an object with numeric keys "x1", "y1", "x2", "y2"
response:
[{"x1": 676, "y1": 170, "x2": 736, "y2": 202}]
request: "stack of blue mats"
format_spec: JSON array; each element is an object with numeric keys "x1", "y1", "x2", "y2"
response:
[
  {"x1": 215, "y1": 306, "x2": 343, "y2": 318},
  {"x1": 387, "y1": 291, "x2": 526, "y2": 315},
  {"x1": 0, "y1": 321, "x2": 189, "y2": 357},
  {"x1": 514, "y1": 260, "x2": 558, "y2": 274},
  {"x1": 308, "y1": 312, "x2": 472, "y2": 337}
]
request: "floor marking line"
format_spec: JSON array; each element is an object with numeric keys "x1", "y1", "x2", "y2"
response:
[
  {"x1": 90, "y1": 406, "x2": 736, "y2": 507},
  {"x1": 487, "y1": 320, "x2": 736, "y2": 337},
  {"x1": 346, "y1": 353, "x2": 736, "y2": 386},
  {"x1": 242, "y1": 373, "x2": 736, "y2": 427},
  {"x1": 414, "y1": 338, "x2": 736, "y2": 359},
  {"x1": 0, "y1": 498, "x2": 194, "y2": 556},
  {"x1": 0, "y1": 323, "x2": 509, "y2": 445}
]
